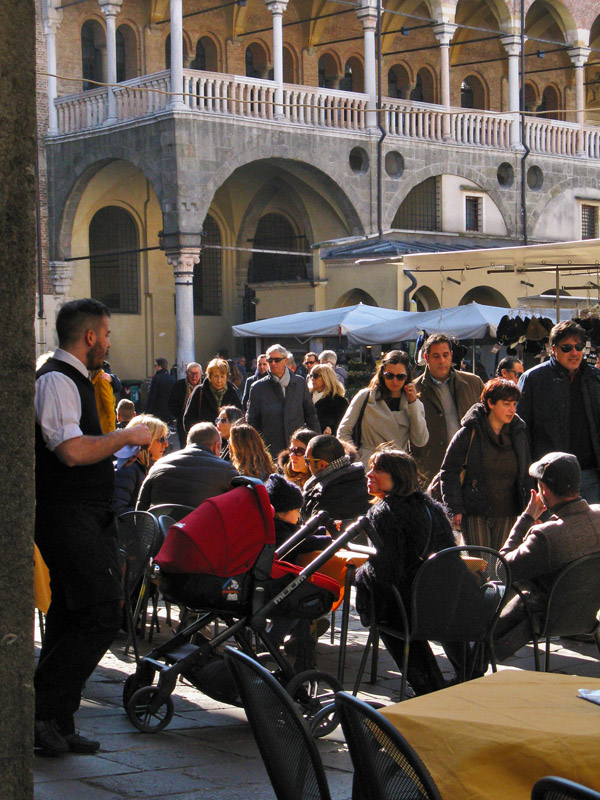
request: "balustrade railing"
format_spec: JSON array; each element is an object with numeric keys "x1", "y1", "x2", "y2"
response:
[{"x1": 524, "y1": 117, "x2": 580, "y2": 157}]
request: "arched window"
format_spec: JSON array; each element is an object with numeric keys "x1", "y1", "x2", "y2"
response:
[
  {"x1": 193, "y1": 215, "x2": 222, "y2": 316},
  {"x1": 89, "y1": 206, "x2": 139, "y2": 314},
  {"x1": 538, "y1": 85, "x2": 560, "y2": 120},
  {"x1": 388, "y1": 65, "x2": 409, "y2": 99},
  {"x1": 392, "y1": 177, "x2": 440, "y2": 231},
  {"x1": 410, "y1": 68, "x2": 434, "y2": 103},
  {"x1": 283, "y1": 46, "x2": 295, "y2": 83},
  {"x1": 246, "y1": 43, "x2": 271, "y2": 79},
  {"x1": 461, "y1": 78, "x2": 474, "y2": 108},
  {"x1": 192, "y1": 37, "x2": 218, "y2": 71},
  {"x1": 165, "y1": 34, "x2": 188, "y2": 70},
  {"x1": 318, "y1": 54, "x2": 338, "y2": 88},
  {"x1": 339, "y1": 58, "x2": 364, "y2": 93},
  {"x1": 116, "y1": 24, "x2": 137, "y2": 82},
  {"x1": 81, "y1": 20, "x2": 105, "y2": 91},
  {"x1": 249, "y1": 213, "x2": 309, "y2": 283},
  {"x1": 461, "y1": 74, "x2": 486, "y2": 109}
]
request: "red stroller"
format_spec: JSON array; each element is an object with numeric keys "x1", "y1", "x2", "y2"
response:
[{"x1": 123, "y1": 476, "x2": 368, "y2": 737}]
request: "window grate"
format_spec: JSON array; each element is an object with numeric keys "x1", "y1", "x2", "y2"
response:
[
  {"x1": 465, "y1": 196, "x2": 481, "y2": 232},
  {"x1": 90, "y1": 206, "x2": 139, "y2": 314},
  {"x1": 248, "y1": 213, "x2": 309, "y2": 283},
  {"x1": 393, "y1": 177, "x2": 440, "y2": 231},
  {"x1": 582, "y1": 205, "x2": 598, "y2": 240},
  {"x1": 194, "y1": 215, "x2": 222, "y2": 316}
]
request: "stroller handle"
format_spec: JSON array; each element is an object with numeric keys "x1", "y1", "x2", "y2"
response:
[{"x1": 274, "y1": 510, "x2": 334, "y2": 560}]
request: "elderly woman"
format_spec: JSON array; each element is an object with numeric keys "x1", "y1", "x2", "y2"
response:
[
  {"x1": 308, "y1": 363, "x2": 348, "y2": 435},
  {"x1": 440, "y1": 378, "x2": 531, "y2": 550},
  {"x1": 338, "y1": 350, "x2": 429, "y2": 464},
  {"x1": 113, "y1": 414, "x2": 169, "y2": 516},
  {"x1": 183, "y1": 357, "x2": 242, "y2": 433}
]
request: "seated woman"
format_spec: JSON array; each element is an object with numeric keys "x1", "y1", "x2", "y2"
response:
[
  {"x1": 229, "y1": 422, "x2": 277, "y2": 481},
  {"x1": 113, "y1": 414, "x2": 169, "y2": 516},
  {"x1": 277, "y1": 427, "x2": 319, "y2": 489},
  {"x1": 215, "y1": 405, "x2": 245, "y2": 461},
  {"x1": 355, "y1": 447, "x2": 459, "y2": 695}
]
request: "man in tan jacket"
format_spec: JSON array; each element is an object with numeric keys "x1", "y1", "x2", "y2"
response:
[{"x1": 412, "y1": 333, "x2": 483, "y2": 483}]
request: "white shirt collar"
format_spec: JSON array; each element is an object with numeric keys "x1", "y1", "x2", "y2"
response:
[{"x1": 53, "y1": 348, "x2": 90, "y2": 380}]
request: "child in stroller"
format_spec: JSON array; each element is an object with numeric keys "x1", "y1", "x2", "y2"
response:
[{"x1": 123, "y1": 476, "x2": 368, "y2": 737}]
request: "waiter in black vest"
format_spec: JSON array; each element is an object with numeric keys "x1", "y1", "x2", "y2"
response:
[{"x1": 34, "y1": 299, "x2": 151, "y2": 756}]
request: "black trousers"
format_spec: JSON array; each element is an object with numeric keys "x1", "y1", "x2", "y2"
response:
[{"x1": 34, "y1": 580, "x2": 121, "y2": 730}]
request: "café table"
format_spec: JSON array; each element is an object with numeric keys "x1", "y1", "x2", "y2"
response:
[{"x1": 380, "y1": 669, "x2": 600, "y2": 800}]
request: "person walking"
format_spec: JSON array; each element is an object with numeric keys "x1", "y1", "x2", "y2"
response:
[
  {"x1": 307, "y1": 363, "x2": 348, "y2": 435},
  {"x1": 183, "y1": 358, "x2": 242, "y2": 433},
  {"x1": 147, "y1": 357, "x2": 175, "y2": 424},
  {"x1": 168, "y1": 361, "x2": 203, "y2": 448}
]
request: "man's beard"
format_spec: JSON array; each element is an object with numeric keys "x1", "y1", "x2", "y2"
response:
[{"x1": 86, "y1": 341, "x2": 105, "y2": 371}]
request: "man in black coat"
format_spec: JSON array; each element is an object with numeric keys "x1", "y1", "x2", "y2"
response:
[
  {"x1": 147, "y1": 357, "x2": 176, "y2": 423},
  {"x1": 168, "y1": 361, "x2": 203, "y2": 448},
  {"x1": 241, "y1": 353, "x2": 268, "y2": 410},
  {"x1": 302, "y1": 435, "x2": 370, "y2": 529}
]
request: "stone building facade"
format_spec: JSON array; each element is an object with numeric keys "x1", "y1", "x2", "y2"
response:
[{"x1": 37, "y1": 0, "x2": 600, "y2": 377}]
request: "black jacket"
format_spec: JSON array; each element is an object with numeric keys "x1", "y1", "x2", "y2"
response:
[
  {"x1": 168, "y1": 378, "x2": 192, "y2": 445},
  {"x1": 302, "y1": 462, "x2": 370, "y2": 528},
  {"x1": 147, "y1": 369, "x2": 176, "y2": 423},
  {"x1": 183, "y1": 378, "x2": 242, "y2": 433},
  {"x1": 113, "y1": 460, "x2": 147, "y2": 517},
  {"x1": 440, "y1": 403, "x2": 531, "y2": 517},
  {"x1": 314, "y1": 393, "x2": 349, "y2": 435}
]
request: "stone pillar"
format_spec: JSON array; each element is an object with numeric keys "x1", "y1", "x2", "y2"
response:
[
  {"x1": 50, "y1": 261, "x2": 74, "y2": 295},
  {"x1": 43, "y1": 10, "x2": 62, "y2": 135},
  {"x1": 266, "y1": 0, "x2": 288, "y2": 117},
  {"x1": 501, "y1": 34, "x2": 523, "y2": 150},
  {"x1": 569, "y1": 47, "x2": 591, "y2": 156},
  {"x1": 169, "y1": 0, "x2": 186, "y2": 109},
  {"x1": 166, "y1": 248, "x2": 201, "y2": 375},
  {"x1": 99, "y1": 1, "x2": 122, "y2": 124},
  {"x1": 357, "y1": 1, "x2": 378, "y2": 130},
  {"x1": 433, "y1": 22, "x2": 456, "y2": 140}
]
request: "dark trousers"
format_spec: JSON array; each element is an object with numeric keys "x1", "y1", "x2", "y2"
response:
[{"x1": 35, "y1": 580, "x2": 121, "y2": 731}]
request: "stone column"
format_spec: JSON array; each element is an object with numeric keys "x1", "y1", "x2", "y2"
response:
[
  {"x1": 99, "y1": 1, "x2": 122, "y2": 124},
  {"x1": 44, "y1": 10, "x2": 62, "y2": 135},
  {"x1": 50, "y1": 261, "x2": 74, "y2": 295},
  {"x1": 569, "y1": 47, "x2": 590, "y2": 156},
  {"x1": 166, "y1": 248, "x2": 201, "y2": 375},
  {"x1": 169, "y1": 0, "x2": 187, "y2": 109},
  {"x1": 266, "y1": 0, "x2": 288, "y2": 117},
  {"x1": 433, "y1": 22, "x2": 456, "y2": 140},
  {"x1": 501, "y1": 34, "x2": 523, "y2": 150},
  {"x1": 357, "y1": 1, "x2": 378, "y2": 130}
]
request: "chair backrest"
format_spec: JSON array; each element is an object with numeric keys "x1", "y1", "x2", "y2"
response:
[
  {"x1": 335, "y1": 692, "x2": 442, "y2": 800},
  {"x1": 532, "y1": 776, "x2": 600, "y2": 800},
  {"x1": 158, "y1": 515, "x2": 176, "y2": 542},
  {"x1": 541, "y1": 552, "x2": 600, "y2": 638},
  {"x1": 410, "y1": 546, "x2": 511, "y2": 643},
  {"x1": 117, "y1": 511, "x2": 161, "y2": 593},
  {"x1": 148, "y1": 503, "x2": 195, "y2": 522},
  {"x1": 223, "y1": 648, "x2": 331, "y2": 800}
]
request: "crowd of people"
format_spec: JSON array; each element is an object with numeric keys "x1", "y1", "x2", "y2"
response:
[{"x1": 33, "y1": 299, "x2": 600, "y2": 755}]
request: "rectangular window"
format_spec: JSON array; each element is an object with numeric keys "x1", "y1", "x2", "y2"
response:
[
  {"x1": 465, "y1": 196, "x2": 482, "y2": 232},
  {"x1": 582, "y1": 205, "x2": 598, "y2": 240}
]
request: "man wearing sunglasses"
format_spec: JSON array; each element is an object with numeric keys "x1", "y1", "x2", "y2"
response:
[
  {"x1": 518, "y1": 320, "x2": 600, "y2": 503},
  {"x1": 247, "y1": 343, "x2": 320, "y2": 458}
]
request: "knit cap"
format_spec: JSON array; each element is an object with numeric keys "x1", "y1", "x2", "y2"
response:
[{"x1": 265, "y1": 473, "x2": 303, "y2": 513}]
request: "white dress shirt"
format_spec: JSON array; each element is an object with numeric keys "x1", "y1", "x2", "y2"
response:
[{"x1": 35, "y1": 349, "x2": 89, "y2": 451}]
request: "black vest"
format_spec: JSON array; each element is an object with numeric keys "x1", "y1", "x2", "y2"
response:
[{"x1": 35, "y1": 357, "x2": 114, "y2": 505}]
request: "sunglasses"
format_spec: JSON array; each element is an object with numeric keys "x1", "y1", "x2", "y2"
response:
[
  {"x1": 306, "y1": 360, "x2": 316, "y2": 366},
  {"x1": 267, "y1": 357, "x2": 286, "y2": 363},
  {"x1": 215, "y1": 417, "x2": 228, "y2": 424},
  {"x1": 383, "y1": 372, "x2": 408, "y2": 381},
  {"x1": 558, "y1": 343, "x2": 585, "y2": 353},
  {"x1": 157, "y1": 436, "x2": 168, "y2": 444},
  {"x1": 289, "y1": 446, "x2": 306, "y2": 456}
]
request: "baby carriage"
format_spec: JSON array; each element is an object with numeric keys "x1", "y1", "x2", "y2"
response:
[{"x1": 123, "y1": 476, "x2": 369, "y2": 737}]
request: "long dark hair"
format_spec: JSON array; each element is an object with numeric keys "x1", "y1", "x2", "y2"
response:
[
  {"x1": 368, "y1": 447, "x2": 419, "y2": 497},
  {"x1": 368, "y1": 350, "x2": 413, "y2": 400}
]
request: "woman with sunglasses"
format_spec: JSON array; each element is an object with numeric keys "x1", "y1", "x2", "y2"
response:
[
  {"x1": 113, "y1": 414, "x2": 170, "y2": 515},
  {"x1": 338, "y1": 350, "x2": 428, "y2": 464},
  {"x1": 215, "y1": 405, "x2": 245, "y2": 461},
  {"x1": 308, "y1": 363, "x2": 348, "y2": 435},
  {"x1": 278, "y1": 427, "x2": 319, "y2": 488}
]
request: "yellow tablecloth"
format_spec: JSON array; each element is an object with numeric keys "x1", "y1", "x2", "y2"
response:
[
  {"x1": 381, "y1": 670, "x2": 600, "y2": 800},
  {"x1": 295, "y1": 549, "x2": 367, "y2": 613}
]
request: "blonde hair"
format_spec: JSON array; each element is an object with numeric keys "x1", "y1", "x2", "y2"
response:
[
  {"x1": 309, "y1": 363, "x2": 345, "y2": 398},
  {"x1": 126, "y1": 414, "x2": 169, "y2": 470},
  {"x1": 229, "y1": 423, "x2": 276, "y2": 480},
  {"x1": 207, "y1": 357, "x2": 229, "y2": 378}
]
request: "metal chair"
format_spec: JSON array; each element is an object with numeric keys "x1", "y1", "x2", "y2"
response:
[
  {"x1": 354, "y1": 546, "x2": 511, "y2": 700},
  {"x1": 532, "y1": 776, "x2": 600, "y2": 799},
  {"x1": 147, "y1": 503, "x2": 195, "y2": 522},
  {"x1": 528, "y1": 552, "x2": 600, "y2": 672},
  {"x1": 223, "y1": 647, "x2": 332, "y2": 800},
  {"x1": 335, "y1": 691, "x2": 442, "y2": 800}
]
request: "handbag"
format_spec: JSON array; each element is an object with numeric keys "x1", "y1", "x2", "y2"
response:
[
  {"x1": 428, "y1": 428, "x2": 476, "y2": 501},
  {"x1": 351, "y1": 392, "x2": 370, "y2": 450}
]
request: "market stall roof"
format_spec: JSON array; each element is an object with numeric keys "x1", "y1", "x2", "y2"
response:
[{"x1": 232, "y1": 302, "x2": 410, "y2": 339}]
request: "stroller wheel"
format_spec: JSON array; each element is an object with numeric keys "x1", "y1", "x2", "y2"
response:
[
  {"x1": 286, "y1": 670, "x2": 342, "y2": 738},
  {"x1": 127, "y1": 686, "x2": 174, "y2": 733},
  {"x1": 122, "y1": 672, "x2": 152, "y2": 710}
]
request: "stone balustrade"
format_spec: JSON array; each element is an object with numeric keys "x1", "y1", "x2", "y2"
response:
[{"x1": 52, "y1": 68, "x2": 600, "y2": 161}]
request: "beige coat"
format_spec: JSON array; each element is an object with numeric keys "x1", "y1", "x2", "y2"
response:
[{"x1": 337, "y1": 387, "x2": 429, "y2": 465}]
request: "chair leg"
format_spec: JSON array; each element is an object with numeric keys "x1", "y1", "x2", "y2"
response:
[
  {"x1": 399, "y1": 639, "x2": 410, "y2": 702},
  {"x1": 37, "y1": 610, "x2": 45, "y2": 644},
  {"x1": 544, "y1": 635, "x2": 551, "y2": 672},
  {"x1": 369, "y1": 628, "x2": 379, "y2": 684},
  {"x1": 533, "y1": 633, "x2": 541, "y2": 672},
  {"x1": 352, "y1": 627, "x2": 375, "y2": 696},
  {"x1": 330, "y1": 610, "x2": 336, "y2": 644}
]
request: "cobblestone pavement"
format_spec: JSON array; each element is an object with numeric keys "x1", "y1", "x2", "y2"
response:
[{"x1": 34, "y1": 597, "x2": 600, "y2": 800}]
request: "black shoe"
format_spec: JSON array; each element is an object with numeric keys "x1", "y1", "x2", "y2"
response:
[
  {"x1": 63, "y1": 732, "x2": 101, "y2": 754},
  {"x1": 34, "y1": 719, "x2": 69, "y2": 756}
]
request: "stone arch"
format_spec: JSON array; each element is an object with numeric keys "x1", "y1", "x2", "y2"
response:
[
  {"x1": 340, "y1": 55, "x2": 365, "y2": 93},
  {"x1": 524, "y1": 80, "x2": 540, "y2": 111},
  {"x1": 318, "y1": 52, "x2": 342, "y2": 88},
  {"x1": 461, "y1": 73, "x2": 488, "y2": 109},
  {"x1": 387, "y1": 63, "x2": 412, "y2": 98},
  {"x1": 283, "y1": 44, "x2": 298, "y2": 84},
  {"x1": 245, "y1": 40, "x2": 272, "y2": 78},
  {"x1": 335, "y1": 288, "x2": 378, "y2": 307},
  {"x1": 89, "y1": 205, "x2": 141, "y2": 313},
  {"x1": 538, "y1": 83, "x2": 561, "y2": 120},
  {"x1": 412, "y1": 285, "x2": 440, "y2": 311},
  {"x1": 192, "y1": 34, "x2": 221, "y2": 71},
  {"x1": 525, "y1": 0, "x2": 576, "y2": 44},
  {"x1": 165, "y1": 31, "x2": 192, "y2": 69},
  {"x1": 459, "y1": 286, "x2": 510, "y2": 306},
  {"x1": 411, "y1": 65, "x2": 436, "y2": 103},
  {"x1": 81, "y1": 18, "x2": 106, "y2": 90},
  {"x1": 116, "y1": 22, "x2": 138, "y2": 82}
]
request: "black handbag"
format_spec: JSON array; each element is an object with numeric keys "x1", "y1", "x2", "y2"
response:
[{"x1": 352, "y1": 392, "x2": 370, "y2": 450}]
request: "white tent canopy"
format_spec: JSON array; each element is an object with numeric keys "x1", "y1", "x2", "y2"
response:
[{"x1": 232, "y1": 303, "x2": 410, "y2": 340}]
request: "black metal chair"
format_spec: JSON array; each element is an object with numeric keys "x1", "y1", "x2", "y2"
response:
[
  {"x1": 526, "y1": 552, "x2": 600, "y2": 672},
  {"x1": 223, "y1": 647, "x2": 332, "y2": 800},
  {"x1": 335, "y1": 691, "x2": 442, "y2": 800},
  {"x1": 116, "y1": 510, "x2": 161, "y2": 662},
  {"x1": 532, "y1": 776, "x2": 600, "y2": 799},
  {"x1": 354, "y1": 545, "x2": 511, "y2": 700},
  {"x1": 147, "y1": 503, "x2": 195, "y2": 522}
]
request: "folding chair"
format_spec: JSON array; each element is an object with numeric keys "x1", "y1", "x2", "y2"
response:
[{"x1": 531, "y1": 776, "x2": 600, "y2": 800}]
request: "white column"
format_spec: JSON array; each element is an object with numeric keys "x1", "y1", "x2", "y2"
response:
[
  {"x1": 99, "y1": 1, "x2": 122, "y2": 124},
  {"x1": 166, "y1": 248, "x2": 200, "y2": 375},
  {"x1": 433, "y1": 22, "x2": 456, "y2": 140},
  {"x1": 569, "y1": 47, "x2": 591, "y2": 156},
  {"x1": 501, "y1": 34, "x2": 523, "y2": 150},
  {"x1": 44, "y1": 12, "x2": 62, "y2": 135},
  {"x1": 169, "y1": 0, "x2": 186, "y2": 109},
  {"x1": 357, "y1": 2, "x2": 378, "y2": 130},
  {"x1": 267, "y1": 0, "x2": 288, "y2": 117}
]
